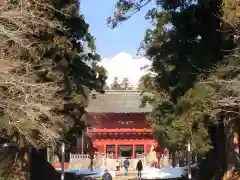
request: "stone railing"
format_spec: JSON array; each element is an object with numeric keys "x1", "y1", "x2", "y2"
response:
[
  {"x1": 69, "y1": 153, "x2": 104, "y2": 169},
  {"x1": 69, "y1": 153, "x2": 91, "y2": 169},
  {"x1": 68, "y1": 153, "x2": 148, "y2": 170},
  {"x1": 105, "y1": 153, "x2": 114, "y2": 159},
  {"x1": 70, "y1": 153, "x2": 91, "y2": 159},
  {"x1": 136, "y1": 153, "x2": 145, "y2": 159}
]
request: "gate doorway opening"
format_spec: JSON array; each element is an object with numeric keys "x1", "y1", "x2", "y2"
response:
[{"x1": 119, "y1": 145, "x2": 132, "y2": 158}]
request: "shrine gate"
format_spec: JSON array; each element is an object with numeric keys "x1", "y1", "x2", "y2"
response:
[{"x1": 85, "y1": 90, "x2": 158, "y2": 159}]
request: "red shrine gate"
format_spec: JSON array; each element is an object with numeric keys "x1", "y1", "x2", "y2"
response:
[
  {"x1": 85, "y1": 90, "x2": 158, "y2": 159},
  {"x1": 86, "y1": 113, "x2": 157, "y2": 159}
]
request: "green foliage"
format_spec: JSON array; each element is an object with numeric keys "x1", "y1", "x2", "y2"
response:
[
  {"x1": 110, "y1": 76, "x2": 132, "y2": 90},
  {"x1": 111, "y1": 77, "x2": 121, "y2": 90},
  {"x1": 110, "y1": 0, "x2": 236, "y2": 156},
  {"x1": 49, "y1": 0, "x2": 108, "y2": 147},
  {"x1": 174, "y1": 83, "x2": 215, "y2": 152},
  {"x1": 120, "y1": 77, "x2": 132, "y2": 90},
  {"x1": 57, "y1": 3, "x2": 108, "y2": 156}
]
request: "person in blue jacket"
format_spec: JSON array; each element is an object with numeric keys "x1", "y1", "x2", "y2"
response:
[{"x1": 123, "y1": 158, "x2": 130, "y2": 176}]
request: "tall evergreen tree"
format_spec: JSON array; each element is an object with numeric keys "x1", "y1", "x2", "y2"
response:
[
  {"x1": 109, "y1": 0, "x2": 239, "y2": 178},
  {"x1": 120, "y1": 77, "x2": 132, "y2": 90},
  {"x1": 0, "y1": 0, "x2": 106, "y2": 178},
  {"x1": 111, "y1": 76, "x2": 121, "y2": 90},
  {"x1": 114, "y1": 0, "x2": 224, "y2": 155}
]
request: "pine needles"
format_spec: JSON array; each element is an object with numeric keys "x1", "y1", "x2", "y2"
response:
[{"x1": 0, "y1": 0, "x2": 67, "y2": 149}]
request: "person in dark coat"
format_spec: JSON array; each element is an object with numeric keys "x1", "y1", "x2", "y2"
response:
[
  {"x1": 136, "y1": 160, "x2": 143, "y2": 179},
  {"x1": 102, "y1": 169, "x2": 112, "y2": 180}
]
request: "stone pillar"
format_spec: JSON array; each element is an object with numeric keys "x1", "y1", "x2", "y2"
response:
[
  {"x1": 132, "y1": 144, "x2": 136, "y2": 159},
  {"x1": 115, "y1": 144, "x2": 118, "y2": 159}
]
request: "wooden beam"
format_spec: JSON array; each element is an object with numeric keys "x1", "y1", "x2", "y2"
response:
[
  {"x1": 93, "y1": 132, "x2": 153, "y2": 139},
  {"x1": 94, "y1": 139, "x2": 157, "y2": 145},
  {"x1": 89, "y1": 128, "x2": 152, "y2": 133}
]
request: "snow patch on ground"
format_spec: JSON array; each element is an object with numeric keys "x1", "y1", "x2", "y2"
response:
[
  {"x1": 58, "y1": 166, "x2": 193, "y2": 179},
  {"x1": 57, "y1": 168, "x2": 115, "y2": 179},
  {"x1": 140, "y1": 167, "x2": 187, "y2": 179}
]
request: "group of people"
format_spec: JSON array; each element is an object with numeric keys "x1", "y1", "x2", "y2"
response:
[
  {"x1": 102, "y1": 159, "x2": 143, "y2": 180},
  {"x1": 117, "y1": 158, "x2": 143, "y2": 178}
]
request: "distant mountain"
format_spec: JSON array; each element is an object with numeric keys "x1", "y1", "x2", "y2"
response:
[{"x1": 99, "y1": 52, "x2": 151, "y2": 88}]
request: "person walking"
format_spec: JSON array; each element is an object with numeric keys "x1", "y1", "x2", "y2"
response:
[
  {"x1": 123, "y1": 158, "x2": 130, "y2": 176},
  {"x1": 102, "y1": 169, "x2": 112, "y2": 180},
  {"x1": 136, "y1": 160, "x2": 143, "y2": 179}
]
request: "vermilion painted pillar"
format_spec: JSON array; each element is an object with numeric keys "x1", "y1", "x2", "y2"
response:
[
  {"x1": 115, "y1": 144, "x2": 118, "y2": 159},
  {"x1": 104, "y1": 144, "x2": 106, "y2": 154},
  {"x1": 144, "y1": 144, "x2": 147, "y2": 153},
  {"x1": 132, "y1": 144, "x2": 136, "y2": 159}
]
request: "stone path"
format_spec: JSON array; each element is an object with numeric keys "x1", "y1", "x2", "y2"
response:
[
  {"x1": 114, "y1": 170, "x2": 137, "y2": 180},
  {"x1": 113, "y1": 170, "x2": 185, "y2": 180}
]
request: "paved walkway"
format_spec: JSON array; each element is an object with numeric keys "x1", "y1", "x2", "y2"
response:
[
  {"x1": 113, "y1": 170, "x2": 185, "y2": 180},
  {"x1": 114, "y1": 170, "x2": 137, "y2": 180}
]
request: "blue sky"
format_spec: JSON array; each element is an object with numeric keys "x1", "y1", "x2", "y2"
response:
[{"x1": 80, "y1": 0, "x2": 153, "y2": 58}]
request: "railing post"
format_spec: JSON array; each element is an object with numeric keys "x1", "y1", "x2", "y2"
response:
[
  {"x1": 61, "y1": 143, "x2": 65, "y2": 180},
  {"x1": 81, "y1": 131, "x2": 84, "y2": 156},
  {"x1": 187, "y1": 139, "x2": 192, "y2": 180}
]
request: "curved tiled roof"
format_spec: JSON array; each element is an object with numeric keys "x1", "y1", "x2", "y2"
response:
[{"x1": 86, "y1": 90, "x2": 152, "y2": 113}]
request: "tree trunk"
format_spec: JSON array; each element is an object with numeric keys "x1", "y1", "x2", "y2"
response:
[
  {"x1": 9, "y1": 147, "x2": 30, "y2": 180},
  {"x1": 197, "y1": 121, "x2": 226, "y2": 180},
  {"x1": 171, "y1": 149, "x2": 176, "y2": 167},
  {"x1": 223, "y1": 120, "x2": 240, "y2": 180},
  {"x1": 30, "y1": 148, "x2": 61, "y2": 180}
]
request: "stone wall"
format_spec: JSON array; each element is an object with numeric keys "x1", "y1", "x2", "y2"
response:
[
  {"x1": 67, "y1": 153, "x2": 171, "y2": 170},
  {"x1": 69, "y1": 154, "x2": 91, "y2": 169},
  {"x1": 68, "y1": 153, "x2": 148, "y2": 170}
]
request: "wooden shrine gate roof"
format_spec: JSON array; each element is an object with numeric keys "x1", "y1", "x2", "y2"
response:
[{"x1": 86, "y1": 90, "x2": 152, "y2": 113}]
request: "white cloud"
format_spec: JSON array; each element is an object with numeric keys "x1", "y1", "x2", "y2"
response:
[{"x1": 99, "y1": 52, "x2": 151, "y2": 88}]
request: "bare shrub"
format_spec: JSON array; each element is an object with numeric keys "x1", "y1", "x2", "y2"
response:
[{"x1": 0, "y1": 0, "x2": 69, "y2": 148}]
